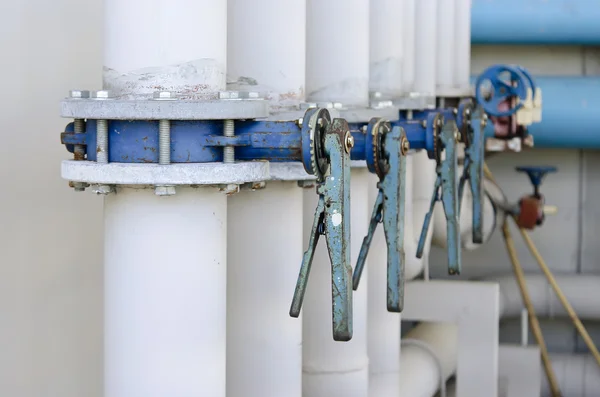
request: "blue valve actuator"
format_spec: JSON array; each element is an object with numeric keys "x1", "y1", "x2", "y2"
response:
[
  {"x1": 516, "y1": 166, "x2": 557, "y2": 189},
  {"x1": 475, "y1": 64, "x2": 533, "y2": 118}
]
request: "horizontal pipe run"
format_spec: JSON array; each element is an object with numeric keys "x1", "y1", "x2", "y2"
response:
[{"x1": 471, "y1": 0, "x2": 600, "y2": 45}]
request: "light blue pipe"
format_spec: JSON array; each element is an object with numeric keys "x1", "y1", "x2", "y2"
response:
[
  {"x1": 479, "y1": 77, "x2": 600, "y2": 149},
  {"x1": 472, "y1": 0, "x2": 600, "y2": 45}
]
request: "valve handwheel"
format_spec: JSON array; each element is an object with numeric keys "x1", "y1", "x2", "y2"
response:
[{"x1": 475, "y1": 64, "x2": 530, "y2": 118}]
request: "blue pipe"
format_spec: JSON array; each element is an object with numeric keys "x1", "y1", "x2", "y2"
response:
[
  {"x1": 478, "y1": 76, "x2": 600, "y2": 149},
  {"x1": 472, "y1": 0, "x2": 600, "y2": 45}
]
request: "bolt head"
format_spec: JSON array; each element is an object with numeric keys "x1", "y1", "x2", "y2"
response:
[
  {"x1": 219, "y1": 91, "x2": 240, "y2": 100},
  {"x1": 345, "y1": 132, "x2": 354, "y2": 153},
  {"x1": 155, "y1": 185, "x2": 176, "y2": 196},
  {"x1": 300, "y1": 102, "x2": 318, "y2": 110},
  {"x1": 251, "y1": 181, "x2": 267, "y2": 190},
  {"x1": 240, "y1": 91, "x2": 261, "y2": 99},
  {"x1": 220, "y1": 184, "x2": 240, "y2": 195},
  {"x1": 153, "y1": 91, "x2": 177, "y2": 100},
  {"x1": 92, "y1": 184, "x2": 114, "y2": 195},
  {"x1": 402, "y1": 138, "x2": 410, "y2": 154},
  {"x1": 91, "y1": 90, "x2": 112, "y2": 100},
  {"x1": 70, "y1": 90, "x2": 90, "y2": 99}
]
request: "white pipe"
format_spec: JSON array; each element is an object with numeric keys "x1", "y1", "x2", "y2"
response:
[
  {"x1": 398, "y1": 274, "x2": 600, "y2": 396},
  {"x1": 454, "y1": 0, "x2": 472, "y2": 94},
  {"x1": 302, "y1": 170, "x2": 370, "y2": 397},
  {"x1": 306, "y1": 0, "x2": 370, "y2": 107},
  {"x1": 366, "y1": 174, "x2": 401, "y2": 397},
  {"x1": 414, "y1": 0, "x2": 437, "y2": 97},
  {"x1": 435, "y1": 0, "x2": 455, "y2": 95},
  {"x1": 226, "y1": 183, "x2": 303, "y2": 397},
  {"x1": 401, "y1": 0, "x2": 416, "y2": 95},
  {"x1": 492, "y1": 274, "x2": 600, "y2": 320},
  {"x1": 431, "y1": 172, "x2": 497, "y2": 251},
  {"x1": 405, "y1": 151, "x2": 437, "y2": 280},
  {"x1": 227, "y1": 0, "x2": 305, "y2": 110},
  {"x1": 543, "y1": 354, "x2": 600, "y2": 397},
  {"x1": 398, "y1": 323, "x2": 459, "y2": 397},
  {"x1": 103, "y1": 0, "x2": 227, "y2": 98},
  {"x1": 369, "y1": 0, "x2": 404, "y2": 98},
  {"x1": 104, "y1": 187, "x2": 227, "y2": 397}
]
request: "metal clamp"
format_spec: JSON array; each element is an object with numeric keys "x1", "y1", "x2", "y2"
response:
[
  {"x1": 417, "y1": 116, "x2": 462, "y2": 275},
  {"x1": 289, "y1": 108, "x2": 354, "y2": 341},
  {"x1": 353, "y1": 118, "x2": 409, "y2": 313}
]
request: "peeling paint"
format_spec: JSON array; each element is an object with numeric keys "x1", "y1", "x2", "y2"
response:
[{"x1": 103, "y1": 59, "x2": 226, "y2": 100}]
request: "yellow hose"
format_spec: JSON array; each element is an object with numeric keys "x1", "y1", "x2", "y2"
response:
[
  {"x1": 501, "y1": 221, "x2": 562, "y2": 396},
  {"x1": 485, "y1": 162, "x2": 600, "y2": 369},
  {"x1": 516, "y1": 223, "x2": 600, "y2": 369}
]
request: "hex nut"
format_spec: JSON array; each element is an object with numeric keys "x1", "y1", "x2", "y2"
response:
[
  {"x1": 91, "y1": 90, "x2": 112, "y2": 100},
  {"x1": 70, "y1": 90, "x2": 90, "y2": 99},
  {"x1": 155, "y1": 185, "x2": 177, "y2": 196},
  {"x1": 153, "y1": 91, "x2": 177, "y2": 100},
  {"x1": 92, "y1": 184, "x2": 115, "y2": 195},
  {"x1": 220, "y1": 183, "x2": 240, "y2": 195},
  {"x1": 219, "y1": 91, "x2": 240, "y2": 100}
]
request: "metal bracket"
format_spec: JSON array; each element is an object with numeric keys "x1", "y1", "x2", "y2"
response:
[
  {"x1": 61, "y1": 96, "x2": 269, "y2": 120},
  {"x1": 353, "y1": 119, "x2": 408, "y2": 312},
  {"x1": 289, "y1": 108, "x2": 353, "y2": 341},
  {"x1": 417, "y1": 118, "x2": 462, "y2": 275}
]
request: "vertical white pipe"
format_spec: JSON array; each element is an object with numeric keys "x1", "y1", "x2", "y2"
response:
[
  {"x1": 402, "y1": 0, "x2": 416, "y2": 95},
  {"x1": 104, "y1": 187, "x2": 227, "y2": 397},
  {"x1": 104, "y1": 0, "x2": 227, "y2": 98},
  {"x1": 302, "y1": 170, "x2": 370, "y2": 397},
  {"x1": 454, "y1": 0, "x2": 472, "y2": 94},
  {"x1": 306, "y1": 0, "x2": 370, "y2": 107},
  {"x1": 226, "y1": 2, "x2": 305, "y2": 394},
  {"x1": 227, "y1": 0, "x2": 306, "y2": 110},
  {"x1": 366, "y1": 177, "x2": 401, "y2": 397},
  {"x1": 227, "y1": 183, "x2": 303, "y2": 397},
  {"x1": 414, "y1": 0, "x2": 437, "y2": 97},
  {"x1": 436, "y1": 0, "x2": 456, "y2": 95},
  {"x1": 369, "y1": 0, "x2": 404, "y2": 98}
]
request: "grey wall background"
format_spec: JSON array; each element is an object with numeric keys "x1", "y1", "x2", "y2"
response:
[{"x1": 1, "y1": 3, "x2": 597, "y2": 397}]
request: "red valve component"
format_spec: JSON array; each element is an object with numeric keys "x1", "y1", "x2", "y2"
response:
[{"x1": 516, "y1": 195, "x2": 544, "y2": 230}]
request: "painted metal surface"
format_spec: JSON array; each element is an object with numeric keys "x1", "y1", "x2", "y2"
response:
[
  {"x1": 458, "y1": 103, "x2": 486, "y2": 243},
  {"x1": 417, "y1": 119, "x2": 462, "y2": 275},
  {"x1": 516, "y1": 166, "x2": 558, "y2": 192},
  {"x1": 61, "y1": 114, "x2": 434, "y2": 163},
  {"x1": 471, "y1": 0, "x2": 600, "y2": 45},
  {"x1": 474, "y1": 64, "x2": 529, "y2": 117},
  {"x1": 290, "y1": 109, "x2": 353, "y2": 341},
  {"x1": 353, "y1": 120, "x2": 407, "y2": 312}
]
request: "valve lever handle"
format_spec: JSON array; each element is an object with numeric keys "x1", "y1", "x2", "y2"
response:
[
  {"x1": 468, "y1": 109, "x2": 486, "y2": 244},
  {"x1": 353, "y1": 191, "x2": 383, "y2": 291},
  {"x1": 440, "y1": 120, "x2": 461, "y2": 275},
  {"x1": 416, "y1": 176, "x2": 441, "y2": 259},
  {"x1": 321, "y1": 118, "x2": 353, "y2": 341},
  {"x1": 291, "y1": 109, "x2": 353, "y2": 342},
  {"x1": 289, "y1": 197, "x2": 325, "y2": 318},
  {"x1": 381, "y1": 127, "x2": 407, "y2": 312}
]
